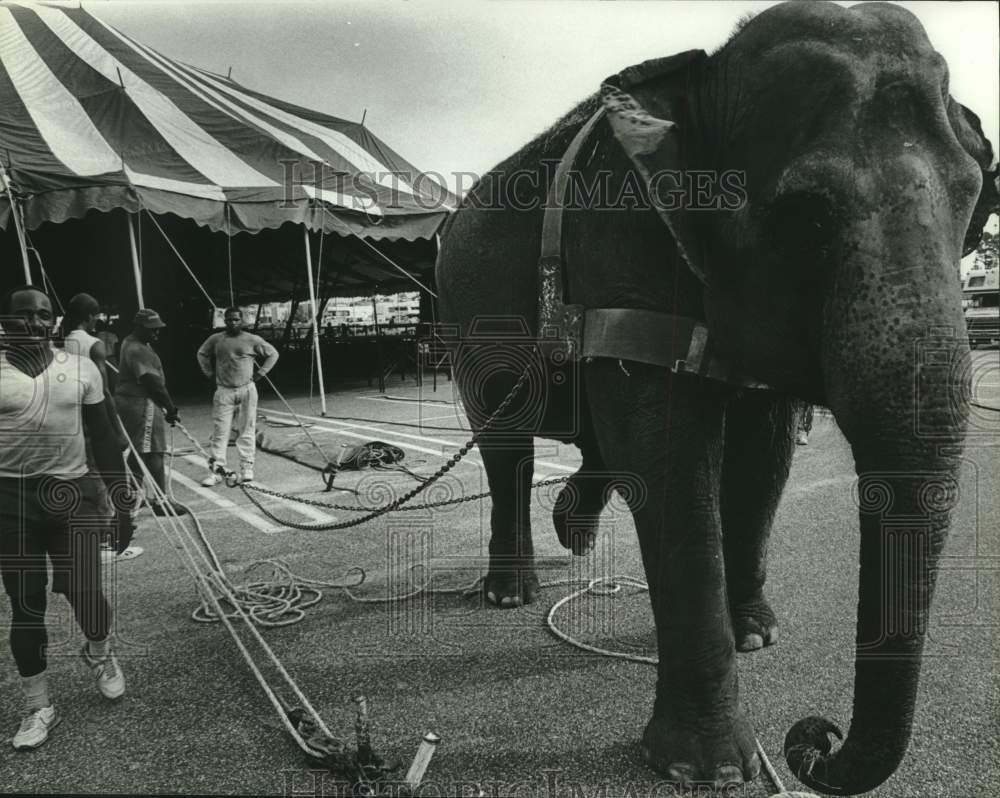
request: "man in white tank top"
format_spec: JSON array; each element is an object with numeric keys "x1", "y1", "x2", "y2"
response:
[{"x1": 63, "y1": 295, "x2": 141, "y2": 562}]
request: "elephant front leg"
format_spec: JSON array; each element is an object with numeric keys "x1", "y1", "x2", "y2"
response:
[
  {"x1": 586, "y1": 363, "x2": 759, "y2": 787},
  {"x1": 720, "y1": 392, "x2": 798, "y2": 651},
  {"x1": 480, "y1": 436, "x2": 539, "y2": 607},
  {"x1": 641, "y1": 469, "x2": 760, "y2": 788}
]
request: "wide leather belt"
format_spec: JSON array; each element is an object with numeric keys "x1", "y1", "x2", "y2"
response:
[{"x1": 581, "y1": 308, "x2": 771, "y2": 388}]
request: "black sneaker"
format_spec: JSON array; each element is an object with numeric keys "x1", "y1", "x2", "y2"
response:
[{"x1": 152, "y1": 501, "x2": 188, "y2": 517}]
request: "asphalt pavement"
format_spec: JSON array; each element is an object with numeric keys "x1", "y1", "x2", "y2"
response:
[{"x1": 1, "y1": 351, "x2": 997, "y2": 796}]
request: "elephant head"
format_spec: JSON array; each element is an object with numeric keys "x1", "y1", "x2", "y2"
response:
[{"x1": 602, "y1": 3, "x2": 994, "y2": 794}]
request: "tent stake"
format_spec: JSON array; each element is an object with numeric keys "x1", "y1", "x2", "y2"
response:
[
  {"x1": 303, "y1": 227, "x2": 328, "y2": 416},
  {"x1": 127, "y1": 212, "x2": 144, "y2": 308}
]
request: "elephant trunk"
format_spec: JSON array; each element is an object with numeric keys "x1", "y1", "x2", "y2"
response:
[
  {"x1": 783, "y1": 155, "x2": 973, "y2": 794},
  {"x1": 783, "y1": 450, "x2": 964, "y2": 794}
]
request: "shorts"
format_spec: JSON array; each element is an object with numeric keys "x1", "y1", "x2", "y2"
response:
[
  {"x1": 116, "y1": 395, "x2": 166, "y2": 454},
  {"x1": 0, "y1": 474, "x2": 108, "y2": 597}
]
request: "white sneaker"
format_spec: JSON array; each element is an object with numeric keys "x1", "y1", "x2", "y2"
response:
[
  {"x1": 239, "y1": 469, "x2": 255, "y2": 483},
  {"x1": 80, "y1": 644, "x2": 126, "y2": 700},
  {"x1": 120, "y1": 546, "x2": 144, "y2": 560},
  {"x1": 201, "y1": 472, "x2": 222, "y2": 487},
  {"x1": 12, "y1": 706, "x2": 60, "y2": 750}
]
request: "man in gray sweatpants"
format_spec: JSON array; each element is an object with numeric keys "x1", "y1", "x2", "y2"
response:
[{"x1": 196, "y1": 307, "x2": 279, "y2": 485}]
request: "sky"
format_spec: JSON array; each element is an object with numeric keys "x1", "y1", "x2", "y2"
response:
[{"x1": 88, "y1": 0, "x2": 1000, "y2": 197}]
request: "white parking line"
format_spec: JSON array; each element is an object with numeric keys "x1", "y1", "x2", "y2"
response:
[
  {"x1": 414, "y1": 412, "x2": 467, "y2": 424},
  {"x1": 263, "y1": 409, "x2": 579, "y2": 473},
  {"x1": 180, "y1": 455, "x2": 338, "y2": 525},
  {"x1": 359, "y1": 395, "x2": 458, "y2": 407},
  {"x1": 168, "y1": 470, "x2": 281, "y2": 534}
]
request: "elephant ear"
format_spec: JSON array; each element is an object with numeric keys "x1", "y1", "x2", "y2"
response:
[
  {"x1": 600, "y1": 50, "x2": 709, "y2": 283},
  {"x1": 950, "y1": 101, "x2": 999, "y2": 257}
]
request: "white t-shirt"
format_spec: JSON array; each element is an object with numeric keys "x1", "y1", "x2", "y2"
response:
[
  {"x1": 64, "y1": 329, "x2": 100, "y2": 360},
  {"x1": 0, "y1": 348, "x2": 104, "y2": 478}
]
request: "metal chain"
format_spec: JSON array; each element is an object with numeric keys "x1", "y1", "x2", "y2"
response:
[
  {"x1": 239, "y1": 365, "x2": 556, "y2": 531},
  {"x1": 242, "y1": 475, "x2": 571, "y2": 514}
]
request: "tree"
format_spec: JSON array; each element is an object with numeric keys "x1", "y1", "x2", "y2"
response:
[{"x1": 974, "y1": 228, "x2": 998, "y2": 271}]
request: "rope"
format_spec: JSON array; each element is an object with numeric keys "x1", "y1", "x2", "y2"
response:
[
  {"x1": 354, "y1": 236, "x2": 437, "y2": 298},
  {"x1": 113, "y1": 419, "x2": 343, "y2": 760},
  {"x1": 30, "y1": 243, "x2": 65, "y2": 315},
  {"x1": 260, "y1": 373, "x2": 336, "y2": 468},
  {"x1": 540, "y1": 576, "x2": 798, "y2": 795},
  {"x1": 144, "y1": 208, "x2": 217, "y2": 307}
]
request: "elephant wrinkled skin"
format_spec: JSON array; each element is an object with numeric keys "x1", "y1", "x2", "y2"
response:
[{"x1": 436, "y1": 2, "x2": 995, "y2": 795}]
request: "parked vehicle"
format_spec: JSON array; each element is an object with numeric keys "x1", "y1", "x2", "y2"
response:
[{"x1": 962, "y1": 268, "x2": 999, "y2": 348}]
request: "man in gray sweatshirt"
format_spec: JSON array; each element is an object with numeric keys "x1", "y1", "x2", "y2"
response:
[{"x1": 197, "y1": 307, "x2": 279, "y2": 485}]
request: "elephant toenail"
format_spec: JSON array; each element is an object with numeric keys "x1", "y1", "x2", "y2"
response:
[
  {"x1": 745, "y1": 752, "x2": 761, "y2": 779},
  {"x1": 712, "y1": 765, "x2": 744, "y2": 789},
  {"x1": 486, "y1": 591, "x2": 497, "y2": 605},
  {"x1": 666, "y1": 764, "x2": 695, "y2": 784},
  {"x1": 766, "y1": 627, "x2": 779, "y2": 644},
  {"x1": 739, "y1": 633, "x2": 764, "y2": 651}
]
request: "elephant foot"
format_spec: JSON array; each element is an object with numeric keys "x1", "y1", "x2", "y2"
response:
[
  {"x1": 484, "y1": 563, "x2": 540, "y2": 608},
  {"x1": 552, "y1": 476, "x2": 609, "y2": 555},
  {"x1": 641, "y1": 708, "x2": 760, "y2": 789},
  {"x1": 729, "y1": 591, "x2": 778, "y2": 652},
  {"x1": 553, "y1": 508, "x2": 598, "y2": 556}
]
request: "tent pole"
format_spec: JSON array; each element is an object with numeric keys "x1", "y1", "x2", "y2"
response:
[
  {"x1": 1, "y1": 164, "x2": 32, "y2": 283},
  {"x1": 372, "y1": 295, "x2": 385, "y2": 394},
  {"x1": 127, "y1": 212, "x2": 144, "y2": 308},
  {"x1": 303, "y1": 227, "x2": 327, "y2": 416}
]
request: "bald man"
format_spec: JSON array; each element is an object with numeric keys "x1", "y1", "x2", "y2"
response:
[{"x1": 1, "y1": 285, "x2": 131, "y2": 750}]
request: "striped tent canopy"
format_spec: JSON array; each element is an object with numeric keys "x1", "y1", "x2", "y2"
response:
[{"x1": 0, "y1": 1, "x2": 454, "y2": 240}]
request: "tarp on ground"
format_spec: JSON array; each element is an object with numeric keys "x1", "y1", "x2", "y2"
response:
[{"x1": 0, "y1": 1, "x2": 455, "y2": 240}]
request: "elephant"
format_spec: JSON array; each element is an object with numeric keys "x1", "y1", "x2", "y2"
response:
[{"x1": 435, "y1": 1, "x2": 996, "y2": 795}]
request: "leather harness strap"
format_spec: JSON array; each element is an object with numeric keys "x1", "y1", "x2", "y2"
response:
[
  {"x1": 539, "y1": 108, "x2": 608, "y2": 271},
  {"x1": 536, "y1": 107, "x2": 769, "y2": 390},
  {"x1": 537, "y1": 108, "x2": 607, "y2": 357}
]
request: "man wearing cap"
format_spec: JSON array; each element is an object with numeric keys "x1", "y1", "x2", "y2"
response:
[
  {"x1": 197, "y1": 306, "x2": 279, "y2": 485},
  {"x1": 114, "y1": 309, "x2": 186, "y2": 516}
]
